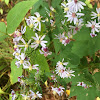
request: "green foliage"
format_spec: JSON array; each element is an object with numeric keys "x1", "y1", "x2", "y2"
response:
[
  {"x1": 7, "y1": 0, "x2": 38, "y2": 34},
  {"x1": 0, "y1": 22, "x2": 8, "y2": 41},
  {"x1": 10, "y1": 59, "x2": 22, "y2": 84},
  {"x1": 30, "y1": 49, "x2": 50, "y2": 73}
]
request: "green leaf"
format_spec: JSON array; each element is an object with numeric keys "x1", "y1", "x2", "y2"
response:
[
  {"x1": 7, "y1": 0, "x2": 38, "y2": 34},
  {"x1": 24, "y1": 26, "x2": 35, "y2": 40},
  {"x1": 4, "y1": 0, "x2": 9, "y2": 5},
  {"x1": 30, "y1": 50, "x2": 50, "y2": 73},
  {"x1": 10, "y1": 59, "x2": 23, "y2": 84},
  {"x1": 70, "y1": 86, "x2": 97, "y2": 100},
  {"x1": 94, "y1": 72, "x2": 100, "y2": 85},
  {"x1": 0, "y1": 88, "x2": 5, "y2": 94},
  {"x1": 95, "y1": 33, "x2": 100, "y2": 52},
  {"x1": 72, "y1": 41, "x2": 88, "y2": 58},
  {"x1": 0, "y1": 22, "x2": 8, "y2": 41},
  {"x1": 53, "y1": 39, "x2": 62, "y2": 54},
  {"x1": 0, "y1": 8, "x2": 3, "y2": 14}
]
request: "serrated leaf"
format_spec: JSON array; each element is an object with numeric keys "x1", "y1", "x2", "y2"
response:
[
  {"x1": 10, "y1": 59, "x2": 22, "y2": 84},
  {"x1": 7, "y1": 0, "x2": 38, "y2": 34},
  {"x1": 0, "y1": 22, "x2": 8, "y2": 41}
]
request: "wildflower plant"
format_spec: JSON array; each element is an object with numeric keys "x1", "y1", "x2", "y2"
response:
[{"x1": 0, "y1": 0, "x2": 100, "y2": 100}]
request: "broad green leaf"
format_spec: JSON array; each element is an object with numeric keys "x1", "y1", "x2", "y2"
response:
[
  {"x1": 10, "y1": 59, "x2": 22, "y2": 84},
  {"x1": 0, "y1": 22, "x2": 8, "y2": 41},
  {"x1": 95, "y1": 34, "x2": 100, "y2": 52},
  {"x1": 7, "y1": 0, "x2": 38, "y2": 34},
  {"x1": 73, "y1": 26, "x2": 90, "y2": 41},
  {"x1": 30, "y1": 50, "x2": 50, "y2": 73},
  {"x1": 70, "y1": 86, "x2": 97, "y2": 100},
  {"x1": 72, "y1": 41, "x2": 88, "y2": 58},
  {"x1": 94, "y1": 72, "x2": 100, "y2": 85}
]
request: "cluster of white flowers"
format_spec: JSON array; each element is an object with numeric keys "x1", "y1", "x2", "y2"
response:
[
  {"x1": 21, "y1": 90, "x2": 42, "y2": 100},
  {"x1": 62, "y1": 0, "x2": 85, "y2": 24},
  {"x1": 77, "y1": 81, "x2": 92, "y2": 88},
  {"x1": 86, "y1": 8, "x2": 100, "y2": 37},
  {"x1": 55, "y1": 58, "x2": 75, "y2": 78},
  {"x1": 12, "y1": 12, "x2": 53, "y2": 99}
]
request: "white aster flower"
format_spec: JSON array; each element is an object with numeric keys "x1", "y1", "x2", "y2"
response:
[
  {"x1": 62, "y1": 37, "x2": 70, "y2": 46},
  {"x1": 65, "y1": 11, "x2": 84, "y2": 24},
  {"x1": 91, "y1": 8, "x2": 100, "y2": 21},
  {"x1": 77, "y1": 82, "x2": 86, "y2": 87},
  {"x1": 13, "y1": 48, "x2": 21, "y2": 59},
  {"x1": 55, "y1": 33, "x2": 65, "y2": 43},
  {"x1": 90, "y1": 33, "x2": 97, "y2": 38},
  {"x1": 51, "y1": 86, "x2": 57, "y2": 95},
  {"x1": 86, "y1": 20, "x2": 100, "y2": 34},
  {"x1": 31, "y1": 33, "x2": 47, "y2": 49},
  {"x1": 55, "y1": 66, "x2": 68, "y2": 78},
  {"x1": 61, "y1": 2, "x2": 69, "y2": 13},
  {"x1": 69, "y1": 18, "x2": 84, "y2": 34},
  {"x1": 17, "y1": 38, "x2": 31, "y2": 51},
  {"x1": 21, "y1": 94, "x2": 30, "y2": 100},
  {"x1": 29, "y1": 90, "x2": 42, "y2": 99},
  {"x1": 56, "y1": 58, "x2": 68, "y2": 67},
  {"x1": 13, "y1": 26, "x2": 26, "y2": 43},
  {"x1": 66, "y1": 0, "x2": 86, "y2": 12},
  {"x1": 56, "y1": 86, "x2": 65, "y2": 96},
  {"x1": 25, "y1": 16, "x2": 34, "y2": 28},
  {"x1": 66, "y1": 68, "x2": 75, "y2": 78},
  {"x1": 30, "y1": 12, "x2": 42, "y2": 31},
  {"x1": 39, "y1": 47, "x2": 52, "y2": 57},
  {"x1": 11, "y1": 90, "x2": 17, "y2": 100},
  {"x1": 15, "y1": 53, "x2": 29, "y2": 68},
  {"x1": 23, "y1": 61, "x2": 39, "y2": 71}
]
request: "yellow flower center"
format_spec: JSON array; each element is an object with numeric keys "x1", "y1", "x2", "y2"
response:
[
  {"x1": 35, "y1": 40, "x2": 41, "y2": 44},
  {"x1": 59, "y1": 62, "x2": 63, "y2": 65},
  {"x1": 34, "y1": 94, "x2": 37, "y2": 98},
  {"x1": 29, "y1": 24, "x2": 33, "y2": 28},
  {"x1": 66, "y1": 90, "x2": 70, "y2": 96},
  {"x1": 50, "y1": 12, "x2": 53, "y2": 17},
  {"x1": 97, "y1": 13, "x2": 100, "y2": 17},
  {"x1": 37, "y1": 17, "x2": 41, "y2": 22},
  {"x1": 96, "y1": 97, "x2": 100, "y2": 100},
  {"x1": 25, "y1": 44, "x2": 28, "y2": 48},
  {"x1": 16, "y1": 32, "x2": 21, "y2": 36},
  {"x1": 23, "y1": 96, "x2": 28, "y2": 100},
  {"x1": 53, "y1": 91, "x2": 56, "y2": 95},
  {"x1": 46, "y1": 18, "x2": 49, "y2": 22},
  {"x1": 60, "y1": 38, "x2": 63, "y2": 42},
  {"x1": 64, "y1": 7, "x2": 69, "y2": 12},
  {"x1": 20, "y1": 60, "x2": 24, "y2": 64},
  {"x1": 15, "y1": 53, "x2": 19, "y2": 56},
  {"x1": 29, "y1": 66, "x2": 32, "y2": 71},
  {"x1": 76, "y1": 22, "x2": 79, "y2": 25},
  {"x1": 14, "y1": 45, "x2": 18, "y2": 48},
  {"x1": 59, "y1": 70, "x2": 61, "y2": 72}
]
